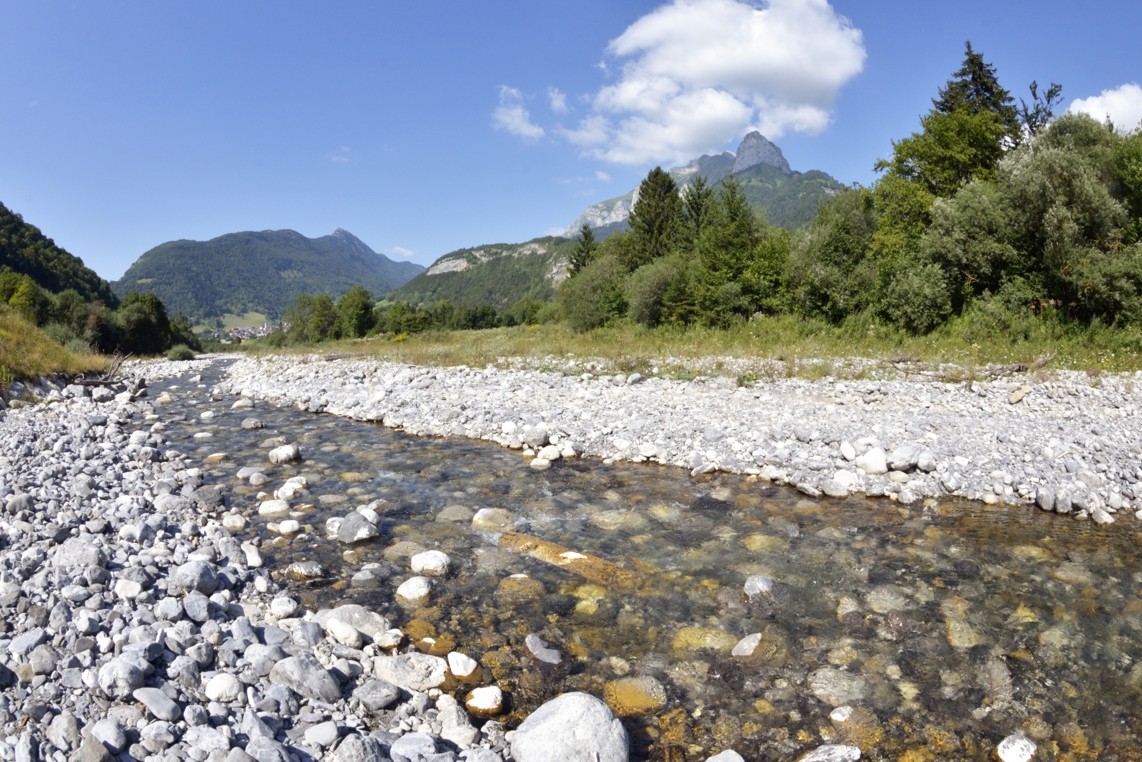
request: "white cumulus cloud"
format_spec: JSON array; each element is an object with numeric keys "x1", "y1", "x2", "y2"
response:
[
  {"x1": 492, "y1": 86, "x2": 545, "y2": 141},
  {"x1": 1068, "y1": 83, "x2": 1142, "y2": 134},
  {"x1": 385, "y1": 246, "x2": 415, "y2": 260},
  {"x1": 569, "y1": 0, "x2": 865, "y2": 165},
  {"x1": 547, "y1": 87, "x2": 569, "y2": 114}
]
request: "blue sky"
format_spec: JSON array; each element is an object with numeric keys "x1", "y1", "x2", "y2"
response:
[{"x1": 3, "y1": 1, "x2": 1141, "y2": 280}]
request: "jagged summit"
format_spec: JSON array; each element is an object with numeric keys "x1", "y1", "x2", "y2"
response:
[
  {"x1": 732, "y1": 131, "x2": 790, "y2": 174},
  {"x1": 565, "y1": 131, "x2": 810, "y2": 236}
]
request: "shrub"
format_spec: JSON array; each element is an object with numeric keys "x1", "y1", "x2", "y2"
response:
[
  {"x1": 165, "y1": 344, "x2": 196, "y2": 361},
  {"x1": 558, "y1": 253, "x2": 628, "y2": 332},
  {"x1": 626, "y1": 256, "x2": 682, "y2": 327},
  {"x1": 880, "y1": 262, "x2": 953, "y2": 334}
]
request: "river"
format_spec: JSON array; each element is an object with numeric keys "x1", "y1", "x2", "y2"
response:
[{"x1": 150, "y1": 360, "x2": 1142, "y2": 760}]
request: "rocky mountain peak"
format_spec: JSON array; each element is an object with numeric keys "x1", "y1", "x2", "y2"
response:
[{"x1": 732, "y1": 131, "x2": 790, "y2": 175}]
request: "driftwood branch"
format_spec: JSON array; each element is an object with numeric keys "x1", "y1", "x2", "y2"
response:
[
  {"x1": 891, "y1": 352, "x2": 1055, "y2": 382},
  {"x1": 71, "y1": 352, "x2": 132, "y2": 386}
]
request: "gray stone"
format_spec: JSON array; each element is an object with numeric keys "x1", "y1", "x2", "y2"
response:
[
  {"x1": 268, "y1": 653, "x2": 342, "y2": 702},
  {"x1": 170, "y1": 560, "x2": 220, "y2": 595},
  {"x1": 246, "y1": 735, "x2": 293, "y2": 762},
  {"x1": 525, "y1": 633, "x2": 562, "y2": 665},
  {"x1": 337, "y1": 512, "x2": 379, "y2": 544},
  {"x1": 707, "y1": 752, "x2": 746, "y2": 762},
  {"x1": 389, "y1": 733, "x2": 437, "y2": 762},
  {"x1": 352, "y1": 679, "x2": 402, "y2": 711},
  {"x1": 887, "y1": 443, "x2": 922, "y2": 472},
  {"x1": 315, "y1": 604, "x2": 392, "y2": 640},
  {"x1": 330, "y1": 734, "x2": 390, "y2": 762},
  {"x1": 90, "y1": 718, "x2": 128, "y2": 754},
  {"x1": 796, "y1": 745, "x2": 861, "y2": 762},
  {"x1": 373, "y1": 653, "x2": 448, "y2": 692},
  {"x1": 808, "y1": 667, "x2": 868, "y2": 706},
  {"x1": 97, "y1": 656, "x2": 145, "y2": 700},
  {"x1": 854, "y1": 447, "x2": 887, "y2": 475},
  {"x1": 183, "y1": 590, "x2": 212, "y2": 622},
  {"x1": 133, "y1": 686, "x2": 182, "y2": 721},
  {"x1": 46, "y1": 710, "x2": 81, "y2": 752},
  {"x1": 303, "y1": 721, "x2": 341, "y2": 749},
  {"x1": 268, "y1": 443, "x2": 302, "y2": 464},
  {"x1": 511, "y1": 692, "x2": 628, "y2": 762}
]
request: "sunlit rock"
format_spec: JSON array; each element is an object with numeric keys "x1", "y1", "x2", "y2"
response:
[{"x1": 603, "y1": 675, "x2": 667, "y2": 717}]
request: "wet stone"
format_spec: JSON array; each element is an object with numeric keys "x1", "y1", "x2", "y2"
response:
[
  {"x1": 808, "y1": 667, "x2": 868, "y2": 706},
  {"x1": 603, "y1": 675, "x2": 668, "y2": 717}
]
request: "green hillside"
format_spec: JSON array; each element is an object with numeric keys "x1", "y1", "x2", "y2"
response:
[
  {"x1": 571, "y1": 142, "x2": 840, "y2": 238},
  {"x1": 389, "y1": 237, "x2": 575, "y2": 309},
  {"x1": 113, "y1": 228, "x2": 424, "y2": 321},
  {"x1": 732, "y1": 164, "x2": 843, "y2": 229},
  {"x1": 0, "y1": 201, "x2": 119, "y2": 306}
]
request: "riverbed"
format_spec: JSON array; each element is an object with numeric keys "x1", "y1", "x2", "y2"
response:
[{"x1": 156, "y1": 356, "x2": 1142, "y2": 759}]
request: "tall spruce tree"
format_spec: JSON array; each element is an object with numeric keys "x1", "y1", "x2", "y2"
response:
[
  {"x1": 933, "y1": 41, "x2": 1020, "y2": 142},
  {"x1": 626, "y1": 167, "x2": 682, "y2": 270},
  {"x1": 568, "y1": 224, "x2": 597, "y2": 276},
  {"x1": 680, "y1": 174, "x2": 715, "y2": 248}
]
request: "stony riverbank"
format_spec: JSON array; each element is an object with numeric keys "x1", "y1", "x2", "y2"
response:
[
  {"x1": 0, "y1": 371, "x2": 679, "y2": 762},
  {"x1": 222, "y1": 353, "x2": 1142, "y2": 526},
  {"x1": 0, "y1": 352, "x2": 1131, "y2": 761}
]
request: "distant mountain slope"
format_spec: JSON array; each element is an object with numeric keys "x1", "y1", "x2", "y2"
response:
[
  {"x1": 395, "y1": 133, "x2": 841, "y2": 313},
  {"x1": 565, "y1": 132, "x2": 841, "y2": 236},
  {"x1": 0, "y1": 200, "x2": 119, "y2": 306},
  {"x1": 113, "y1": 228, "x2": 424, "y2": 321},
  {"x1": 388, "y1": 237, "x2": 574, "y2": 309}
]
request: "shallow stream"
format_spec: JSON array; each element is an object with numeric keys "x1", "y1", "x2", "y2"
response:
[{"x1": 152, "y1": 363, "x2": 1142, "y2": 760}]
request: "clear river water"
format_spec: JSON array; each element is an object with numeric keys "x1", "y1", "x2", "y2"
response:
[{"x1": 151, "y1": 363, "x2": 1142, "y2": 760}]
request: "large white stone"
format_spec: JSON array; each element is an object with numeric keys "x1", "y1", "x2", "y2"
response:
[
  {"x1": 854, "y1": 447, "x2": 888, "y2": 475},
  {"x1": 411, "y1": 550, "x2": 451, "y2": 577},
  {"x1": 204, "y1": 673, "x2": 243, "y2": 703},
  {"x1": 511, "y1": 692, "x2": 628, "y2": 762},
  {"x1": 447, "y1": 651, "x2": 479, "y2": 678},
  {"x1": 396, "y1": 576, "x2": 432, "y2": 604}
]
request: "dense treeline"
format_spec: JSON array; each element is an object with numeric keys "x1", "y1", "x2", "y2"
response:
[
  {"x1": 0, "y1": 200, "x2": 202, "y2": 357},
  {"x1": 264, "y1": 284, "x2": 549, "y2": 346},
  {"x1": 0, "y1": 269, "x2": 200, "y2": 356},
  {"x1": 557, "y1": 43, "x2": 1142, "y2": 337},
  {"x1": 0, "y1": 202, "x2": 119, "y2": 306}
]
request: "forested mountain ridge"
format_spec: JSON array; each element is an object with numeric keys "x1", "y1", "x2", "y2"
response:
[
  {"x1": 113, "y1": 228, "x2": 424, "y2": 321},
  {"x1": 0, "y1": 201, "x2": 119, "y2": 306},
  {"x1": 390, "y1": 134, "x2": 839, "y2": 313},
  {"x1": 565, "y1": 132, "x2": 843, "y2": 236},
  {"x1": 388, "y1": 237, "x2": 574, "y2": 310}
]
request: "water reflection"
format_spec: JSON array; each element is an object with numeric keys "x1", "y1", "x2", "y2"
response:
[{"x1": 159, "y1": 367, "x2": 1142, "y2": 760}]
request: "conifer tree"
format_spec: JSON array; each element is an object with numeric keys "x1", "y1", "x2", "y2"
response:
[
  {"x1": 933, "y1": 41, "x2": 1019, "y2": 142},
  {"x1": 568, "y1": 224, "x2": 597, "y2": 276},
  {"x1": 626, "y1": 167, "x2": 682, "y2": 270}
]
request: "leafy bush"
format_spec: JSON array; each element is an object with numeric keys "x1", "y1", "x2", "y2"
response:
[
  {"x1": 41, "y1": 321, "x2": 84, "y2": 349},
  {"x1": 626, "y1": 256, "x2": 682, "y2": 327},
  {"x1": 165, "y1": 344, "x2": 196, "y2": 361},
  {"x1": 880, "y1": 262, "x2": 953, "y2": 334},
  {"x1": 558, "y1": 254, "x2": 628, "y2": 332}
]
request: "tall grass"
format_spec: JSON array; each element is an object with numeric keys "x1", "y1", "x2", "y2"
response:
[
  {"x1": 262, "y1": 313, "x2": 1142, "y2": 377},
  {"x1": 0, "y1": 309, "x2": 107, "y2": 382}
]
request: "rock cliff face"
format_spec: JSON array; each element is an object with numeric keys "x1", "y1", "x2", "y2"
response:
[
  {"x1": 565, "y1": 196, "x2": 635, "y2": 235},
  {"x1": 565, "y1": 132, "x2": 796, "y2": 236},
  {"x1": 732, "y1": 131, "x2": 791, "y2": 174}
]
